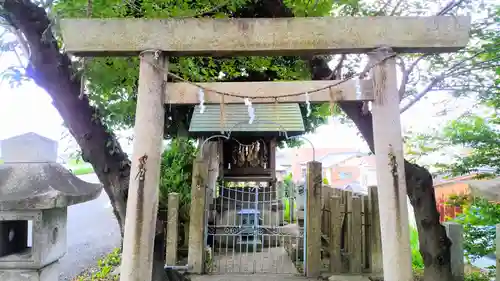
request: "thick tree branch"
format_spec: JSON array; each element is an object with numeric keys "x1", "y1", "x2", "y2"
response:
[
  {"x1": 396, "y1": 0, "x2": 474, "y2": 101},
  {"x1": 437, "y1": 0, "x2": 468, "y2": 15},
  {"x1": 389, "y1": 0, "x2": 404, "y2": 15},
  {"x1": 400, "y1": 75, "x2": 444, "y2": 113},
  {"x1": 444, "y1": 49, "x2": 497, "y2": 75},
  {"x1": 400, "y1": 47, "x2": 496, "y2": 113},
  {"x1": 398, "y1": 54, "x2": 429, "y2": 98},
  {"x1": 396, "y1": 56, "x2": 407, "y2": 97},
  {"x1": 373, "y1": 0, "x2": 393, "y2": 15}
]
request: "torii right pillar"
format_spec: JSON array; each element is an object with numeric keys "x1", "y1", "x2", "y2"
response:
[{"x1": 370, "y1": 46, "x2": 413, "y2": 281}]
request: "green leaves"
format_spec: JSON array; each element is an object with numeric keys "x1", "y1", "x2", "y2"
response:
[
  {"x1": 404, "y1": 4, "x2": 499, "y2": 177},
  {"x1": 283, "y1": 0, "x2": 341, "y2": 16},
  {"x1": 453, "y1": 198, "x2": 500, "y2": 261},
  {"x1": 409, "y1": 227, "x2": 424, "y2": 270},
  {"x1": 48, "y1": 0, "x2": 343, "y2": 137},
  {"x1": 158, "y1": 138, "x2": 198, "y2": 215},
  {"x1": 444, "y1": 113, "x2": 499, "y2": 173}
]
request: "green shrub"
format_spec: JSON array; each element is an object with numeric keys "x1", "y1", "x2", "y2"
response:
[
  {"x1": 409, "y1": 226, "x2": 424, "y2": 270},
  {"x1": 283, "y1": 199, "x2": 297, "y2": 222},
  {"x1": 464, "y1": 270, "x2": 495, "y2": 281},
  {"x1": 158, "y1": 138, "x2": 198, "y2": 218},
  {"x1": 452, "y1": 196, "x2": 500, "y2": 262},
  {"x1": 409, "y1": 225, "x2": 496, "y2": 281},
  {"x1": 74, "y1": 248, "x2": 121, "y2": 281}
]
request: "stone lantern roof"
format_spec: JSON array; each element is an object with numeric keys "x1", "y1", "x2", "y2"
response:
[
  {"x1": 0, "y1": 132, "x2": 102, "y2": 211},
  {"x1": 0, "y1": 163, "x2": 102, "y2": 210}
]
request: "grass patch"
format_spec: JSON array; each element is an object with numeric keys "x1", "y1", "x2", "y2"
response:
[
  {"x1": 67, "y1": 159, "x2": 94, "y2": 175},
  {"x1": 1, "y1": 158, "x2": 94, "y2": 175},
  {"x1": 74, "y1": 248, "x2": 121, "y2": 281},
  {"x1": 66, "y1": 158, "x2": 94, "y2": 175},
  {"x1": 72, "y1": 166, "x2": 94, "y2": 175}
]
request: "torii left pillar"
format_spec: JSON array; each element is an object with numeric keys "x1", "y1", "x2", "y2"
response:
[{"x1": 120, "y1": 50, "x2": 167, "y2": 281}]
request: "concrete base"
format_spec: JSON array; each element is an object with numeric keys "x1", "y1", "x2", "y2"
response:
[{"x1": 0, "y1": 261, "x2": 60, "y2": 281}]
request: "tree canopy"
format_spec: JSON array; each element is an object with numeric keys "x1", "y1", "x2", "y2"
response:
[
  {"x1": 49, "y1": 0, "x2": 339, "y2": 139},
  {"x1": 405, "y1": 6, "x2": 499, "y2": 177}
]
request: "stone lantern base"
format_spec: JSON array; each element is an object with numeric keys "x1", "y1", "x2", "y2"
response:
[{"x1": 0, "y1": 261, "x2": 60, "y2": 281}]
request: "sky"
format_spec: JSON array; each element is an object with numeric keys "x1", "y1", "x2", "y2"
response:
[
  {"x1": 1, "y1": 0, "x2": 493, "y2": 167},
  {"x1": 0, "y1": 36, "x2": 475, "y2": 163}
]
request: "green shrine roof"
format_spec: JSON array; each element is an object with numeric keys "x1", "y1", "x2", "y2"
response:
[{"x1": 189, "y1": 103, "x2": 305, "y2": 137}]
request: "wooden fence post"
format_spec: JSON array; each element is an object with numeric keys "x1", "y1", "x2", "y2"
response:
[
  {"x1": 362, "y1": 193, "x2": 371, "y2": 272},
  {"x1": 205, "y1": 141, "x2": 219, "y2": 207},
  {"x1": 188, "y1": 159, "x2": 208, "y2": 274},
  {"x1": 166, "y1": 193, "x2": 179, "y2": 266},
  {"x1": 329, "y1": 196, "x2": 344, "y2": 274},
  {"x1": 305, "y1": 161, "x2": 322, "y2": 278},
  {"x1": 344, "y1": 190, "x2": 353, "y2": 272},
  {"x1": 444, "y1": 222, "x2": 464, "y2": 281},
  {"x1": 350, "y1": 195, "x2": 363, "y2": 274},
  {"x1": 370, "y1": 47, "x2": 413, "y2": 281},
  {"x1": 120, "y1": 51, "x2": 166, "y2": 281},
  {"x1": 496, "y1": 224, "x2": 499, "y2": 281},
  {"x1": 369, "y1": 186, "x2": 383, "y2": 276}
]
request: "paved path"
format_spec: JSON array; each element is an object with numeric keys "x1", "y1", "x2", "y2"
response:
[
  {"x1": 192, "y1": 274, "x2": 311, "y2": 281},
  {"x1": 58, "y1": 173, "x2": 121, "y2": 280},
  {"x1": 211, "y1": 247, "x2": 298, "y2": 274}
]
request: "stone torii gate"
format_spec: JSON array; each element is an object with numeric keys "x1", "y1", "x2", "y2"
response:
[{"x1": 59, "y1": 16, "x2": 470, "y2": 281}]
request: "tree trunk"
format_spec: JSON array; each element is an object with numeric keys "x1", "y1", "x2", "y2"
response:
[
  {"x1": 3, "y1": 1, "x2": 171, "y2": 280},
  {"x1": 4, "y1": 0, "x2": 130, "y2": 236}
]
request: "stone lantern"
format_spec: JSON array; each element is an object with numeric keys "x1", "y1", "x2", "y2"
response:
[{"x1": 0, "y1": 133, "x2": 102, "y2": 281}]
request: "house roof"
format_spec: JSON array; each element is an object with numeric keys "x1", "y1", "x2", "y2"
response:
[
  {"x1": 189, "y1": 103, "x2": 305, "y2": 137},
  {"x1": 318, "y1": 152, "x2": 366, "y2": 167},
  {"x1": 433, "y1": 167, "x2": 497, "y2": 186},
  {"x1": 343, "y1": 181, "x2": 367, "y2": 195},
  {"x1": 300, "y1": 151, "x2": 371, "y2": 167},
  {"x1": 462, "y1": 178, "x2": 500, "y2": 202},
  {"x1": 341, "y1": 155, "x2": 376, "y2": 168},
  {"x1": 276, "y1": 165, "x2": 289, "y2": 171},
  {"x1": 286, "y1": 148, "x2": 354, "y2": 163},
  {"x1": 327, "y1": 181, "x2": 367, "y2": 195}
]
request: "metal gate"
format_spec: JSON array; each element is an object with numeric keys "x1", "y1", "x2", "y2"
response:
[{"x1": 204, "y1": 181, "x2": 306, "y2": 275}]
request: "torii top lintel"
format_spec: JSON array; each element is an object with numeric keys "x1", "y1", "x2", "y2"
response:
[{"x1": 60, "y1": 16, "x2": 471, "y2": 57}]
